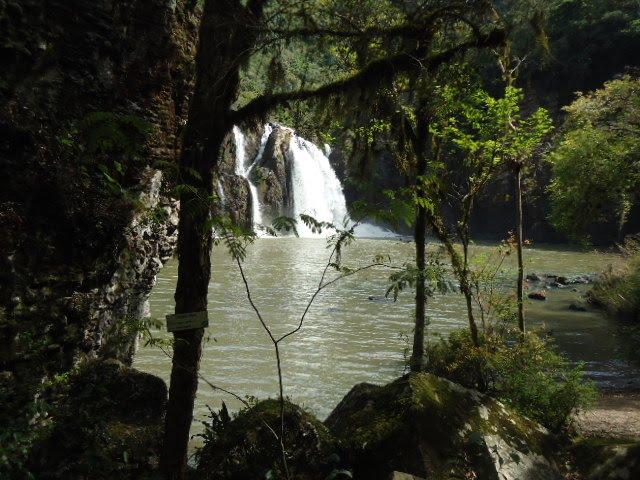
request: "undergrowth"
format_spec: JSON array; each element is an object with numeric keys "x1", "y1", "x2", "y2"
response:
[
  {"x1": 588, "y1": 234, "x2": 640, "y2": 322},
  {"x1": 426, "y1": 329, "x2": 598, "y2": 432}
]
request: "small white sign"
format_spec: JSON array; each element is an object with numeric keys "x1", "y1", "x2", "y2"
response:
[{"x1": 166, "y1": 311, "x2": 209, "y2": 332}]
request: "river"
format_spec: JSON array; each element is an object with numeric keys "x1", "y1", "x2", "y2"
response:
[{"x1": 133, "y1": 237, "x2": 638, "y2": 437}]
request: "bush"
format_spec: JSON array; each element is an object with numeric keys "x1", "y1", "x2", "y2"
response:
[
  {"x1": 588, "y1": 235, "x2": 640, "y2": 322},
  {"x1": 426, "y1": 329, "x2": 598, "y2": 432}
]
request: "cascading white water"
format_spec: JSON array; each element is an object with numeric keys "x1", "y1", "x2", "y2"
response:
[
  {"x1": 216, "y1": 180, "x2": 226, "y2": 207},
  {"x1": 288, "y1": 135, "x2": 349, "y2": 237},
  {"x1": 233, "y1": 126, "x2": 264, "y2": 227},
  {"x1": 232, "y1": 123, "x2": 395, "y2": 238}
]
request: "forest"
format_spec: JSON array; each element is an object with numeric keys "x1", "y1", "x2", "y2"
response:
[{"x1": 1, "y1": 0, "x2": 639, "y2": 479}]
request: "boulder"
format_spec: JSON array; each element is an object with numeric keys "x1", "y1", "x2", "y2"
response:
[
  {"x1": 525, "y1": 274, "x2": 596, "y2": 288},
  {"x1": 388, "y1": 472, "x2": 426, "y2": 480},
  {"x1": 196, "y1": 399, "x2": 343, "y2": 480},
  {"x1": 325, "y1": 373, "x2": 561, "y2": 480},
  {"x1": 27, "y1": 360, "x2": 167, "y2": 479},
  {"x1": 572, "y1": 438, "x2": 640, "y2": 480},
  {"x1": 255, "y1": 124, "x2": 295, "y2": 222}
]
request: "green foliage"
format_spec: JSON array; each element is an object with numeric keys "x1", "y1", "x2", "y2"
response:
[
  {"x1": 385, "y1": 253, "x2": 449, "y2": 302},
  {"x1": 426, "y1": 329, "x2": 598, "y2": 432},
  {"x1": 547, "y1": 0, "x2": 640, "y2": 92},
  {"x1": 588, "y1": 235, "x2": 640, "y2": 322},
  {"x1": 548, "y1": 75, "x2": 640, "y2": 239},
  {"x1": 468, "y1": 235, "x2": 519, "y2": 333}
]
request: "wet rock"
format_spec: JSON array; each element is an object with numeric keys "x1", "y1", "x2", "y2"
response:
[
  {"x1": 368, "y1": 296, "x2": 394, "y2": 303},
  {"x1": 255, "y1": 124, "x2": 295, "y2": 221},
  {"x1": 526, "y1": 273, "x2": 596, "y2": 288},
  {"x1": 325, "y1": 373, "x2": 561, "y2": 480},
  {"x1": 529, "y1": 292, "x2": 548, "y2": 301}
]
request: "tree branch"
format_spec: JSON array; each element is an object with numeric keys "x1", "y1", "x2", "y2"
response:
[{"x1": 230, "y1": 28, "x2": 505, "y2": 123}]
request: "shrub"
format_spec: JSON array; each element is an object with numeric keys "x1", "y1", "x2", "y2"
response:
[
  {"x1": 426, "y1": 329, "x2": 598, "y2": 432},
  {"x1": 588, "y1": 235, "x2": 640, "y2": 322}
]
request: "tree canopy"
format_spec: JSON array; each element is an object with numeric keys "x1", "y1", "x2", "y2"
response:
[{"x1": 548, "y1": 75, "x2": 640, "y2": 241}]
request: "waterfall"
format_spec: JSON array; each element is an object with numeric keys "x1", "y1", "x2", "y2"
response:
[
  {"x1": 288, "y1": 135, "x2": 348, "y2": 237},
  {"x1": 216, "y1": 180, "x2": 226, "y2": 207},
  {"x1": 232, "y1": 124, "x2": 395, "y2": 238},
  {"x1": 233, "y1": 126, "x2": 263, "y2": 227}
]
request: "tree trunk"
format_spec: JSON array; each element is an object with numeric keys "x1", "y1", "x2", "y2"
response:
[
  {"x1": 410, "y1": 117, "x2": 429, "y2": 372},
  {"x1": 460, "y1": 236, "x2": 480, "y2": 347},
  {"x1": 160, "y1": 2, "x2": 265, "y2": 478},
  {"x1": 515, "y1": 165, "x2": 525, "y2": 336},
  {"x1": 411, "y1": 195, "x2": 427, "y2": 372}
]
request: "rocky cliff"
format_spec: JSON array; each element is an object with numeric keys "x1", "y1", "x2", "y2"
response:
[{"x1": 0, "y1": 0, "x2": 199, "y2": 393}]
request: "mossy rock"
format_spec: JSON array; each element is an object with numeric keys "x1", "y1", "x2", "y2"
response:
[
  {"x1": 27, "y1": 360, "x2": 166, "y2": 479},
  {"x1": 325, "y1": 373, "x2": 562, "y2": 480},
  {"x1": 62, "y1": 359, "x2": 167, "y2": 420},
  {"x1": 195, "y1": 399, "x2": 343, "y2": 480},
  {"x1": 571, "y1": 437, "x2": 640, "y2": 479}
]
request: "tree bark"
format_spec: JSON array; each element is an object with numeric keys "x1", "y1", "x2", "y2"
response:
[
  {"x1": 411, "y1": 184, "x2": 428, "y2": 372},
  {"x1": 409, "y1": 116, "x2": 429, "y2": 372},
  {"x1": 160, "y1": 1, "x2": 265, "y2": 478}
]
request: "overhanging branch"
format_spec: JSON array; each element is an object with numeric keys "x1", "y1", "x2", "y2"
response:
[{"x1": 230, "y1": 28, "x2": 505, "y2": 124}]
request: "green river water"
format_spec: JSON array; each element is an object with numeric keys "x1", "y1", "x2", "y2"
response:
[{"x1": 133, "y1": 237, "x2": 638, "y2": 439}]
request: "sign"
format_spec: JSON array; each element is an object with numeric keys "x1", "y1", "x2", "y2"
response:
[{"x1": 166, "y1": 311, "x2": 209, "y2": 332}]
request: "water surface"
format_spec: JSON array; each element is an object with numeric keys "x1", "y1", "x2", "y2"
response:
[{"x1": 134, "y1": 238, "x2": 637, "y2": 435}]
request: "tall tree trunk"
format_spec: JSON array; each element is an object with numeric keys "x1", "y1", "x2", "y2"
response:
[
  {"x1": 412, "y1": 188, "x2": 427, "y2": 372},
  {"x1": 460, "y1": 235, "x2": 480, "y2": 347},
  {"x1": 410, "y1": 117, "x2": 429, "y2": 372},
  {"x1": 462, "y1": 282, "x2": 480, "y2": 346},
  {"x1": 515, "y1": 164, "x2": 525, "y2": 336},
  {"x1": 160, "y1": 2, "x2": 265, "y2": 478}
]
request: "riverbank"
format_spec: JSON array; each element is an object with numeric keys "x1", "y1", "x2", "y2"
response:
[{"x1": 575, "y1": 389, "x2": 640, "y2": 439}]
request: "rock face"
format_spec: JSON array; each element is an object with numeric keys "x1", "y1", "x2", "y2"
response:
[
  {"x1": 325, "y1": 373, "x2": 561, "y2": 480},
  {"x1": 253, "y1": 124, "x2": 295, "y2": 221},
  {"x1": 216, "y1": 131, "x2": 253, "y2": 229},
  {"x1": 213, "y1": 123, "x2": 300, "y2": 230},
  {"x1": 0, "y1": 0, "x2": 199, "y2": 393}
]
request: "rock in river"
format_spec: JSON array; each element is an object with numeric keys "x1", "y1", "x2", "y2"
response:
[{"x1": 528, "y1": 291, "x2": 548, "y2": 301}]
